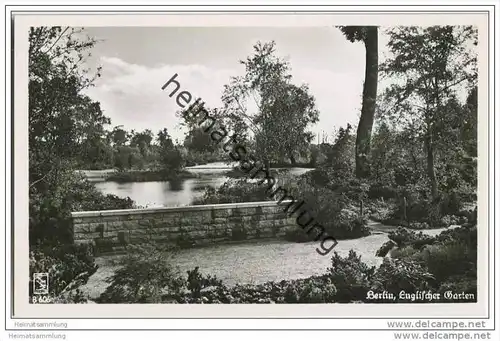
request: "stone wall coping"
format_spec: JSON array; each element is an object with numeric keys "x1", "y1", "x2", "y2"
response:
[{"x1": 71, "y1": 200, "x2": 293, "y2": 218}]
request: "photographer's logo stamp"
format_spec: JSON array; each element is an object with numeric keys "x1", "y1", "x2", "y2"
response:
[{"x1": 33, "y1": 272, "x2": 49, "y2": 295}]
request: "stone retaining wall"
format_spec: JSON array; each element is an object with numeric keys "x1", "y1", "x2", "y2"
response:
[{"x1": 71, "y1": 201, "x2": 297, "y2": 254}]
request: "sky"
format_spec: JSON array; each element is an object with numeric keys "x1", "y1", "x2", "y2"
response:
[{"x1": 82, "y1": 27, "x2": 391, "y2": 143}]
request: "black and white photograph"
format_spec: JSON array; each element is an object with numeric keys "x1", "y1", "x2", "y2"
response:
[{"x1": 25, "y1": 21, "x2": 481, "y2": 308}]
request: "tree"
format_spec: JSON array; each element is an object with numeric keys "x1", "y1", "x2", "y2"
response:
[
  {"x1": 380, "y1": 26, "x2": 477, "y2": 201},
  {"x1": 157, "y1": 128, "x2": 174, "y2": 149},
  {"x1": 221, "y1": 41, "x2": 319, "y2": 168},
  {"x1": 183, "y1": 127, "x2": 217, "y2": 154},
  {"x1": 338, "y1": 26, "x2": 379, "y2": 179},
  {"x1": 325, "y1": 124, "x2": 356, "y2": 171},
  {"x1": 29, "y1": 27, "x2": 108, "y2": 190},
  {"x1": 130, "y1": 129, "x2": 154, "y2": 157},
  {"x1": 156, "y1": 128, "x2": 184, "y2": 173},
  {"x1": 29, "y1": 26, "x2": 113, "y2": 244},
  {"x1": 29, "y1": 27, "x2": 109, "y2": 191},
  {"x1": 370, "y1": 122, "x2": 395, "y2": 182},
  {"x1": 109, "y1": 125, "x2": 129, "y2": 146},
  {"x1": 113, "y1": 146, "x2": 142, "y2": 170},
  {"x1": 79, "y1": 135, "x2": 114, "y2": 169},
  {"x1": 257, "y1": 82, "x2": 319, "y2": 165}
]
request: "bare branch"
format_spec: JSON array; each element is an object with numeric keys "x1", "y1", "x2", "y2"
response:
[
  {"x1": 29, "y1": 167, "x2": 55, "y2": 189},
  {"x1": 41, "y1": 27, "x2": 70, "y2": 55}
]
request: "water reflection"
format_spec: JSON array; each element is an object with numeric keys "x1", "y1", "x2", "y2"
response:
[
  {"x1": 94, "y1": 175, "x2": 228, "y2": 208},
  {"x1": 92, "y1": 163, "x2": 313, "y2": 208},
  {"x1": 168, "y1": 177, "x2": 184, "y2": 191}
]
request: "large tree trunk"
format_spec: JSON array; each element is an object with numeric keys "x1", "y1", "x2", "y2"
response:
[
  {"x1": 355, "y1": 26, "x2": 378, "y2": 179},
  {"x1": 425, "y1": 130, "x2": 438, "y2": 200}
]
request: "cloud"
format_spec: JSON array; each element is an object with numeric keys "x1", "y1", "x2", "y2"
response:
[
  {"x1": 84, "y1": 57, "x2": 239, "y2": 141},
  {"x1": 84, "y1": 56, "x2": 365, "y2": 143}
]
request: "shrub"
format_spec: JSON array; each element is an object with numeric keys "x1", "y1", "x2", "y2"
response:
[
  {"x1": 186, "y1": 267, "x2": 224, "y2": 298},
  {"x1": 437, "y1": 276, "x2": 477, "y2": 302},
  {"x1": 29, "y1": 243, "x2": 98, "y2": 303},
  {"x1": 366, "y1": 199, "x2": 394, "y2": 222},
  {"x1": 333, "y1": 216, "x2": 371, "y2": 239},
  {"x1": 371, "y1": 258, "x2": 435, "y2": 300},
  {"x1": 327, "y1": 250, "x2": 376, "y2": 302},
  {"x1": 174, "y1": 275, "x2": 338, "y2": 304},
  {"x1": 387, "y1": 227, "x2": 435, "y2": 249},
  {"x1": 408, "y1": 221, "x2": 431, "y2": 230},
  {"x1": 419, "y1": 242, "x2": 476, "y2": 283},
  {"x1": 158, "y1": 146, "x2": 185, "y2": 173},
  {"x1": 456, "y1": 208, "x2": 476, "y2": 224},
  {"x1": 30, "y1": 170, "x2": 134, "y2": 246},
  {"x1": 193, "y1": 179, "x2": 271, "y2": 205},
  {"x1": 389, "y1": 245, "x2": 420, "y2": 260},
  {"x1": 436, "y1": 225, "x2": 477, "y2": 245},
  {"x1": 294, "y1": 276, "x2": 337, "y2": 303},
  {"x1": 408, "y1": 199, "x2": 435, "y2": 224},
  {"x1": 376, "y1": 240, "x2": 397, "y2": 257},
  {"x1": 386, "y1": 225, "x2": 477, "y2": 301},
  {"x1": 368, "y1": 183, "x2": 398, "y2": 200},
  {"x1": 388, "y1": 185, "x2": 472, "y2": 227},
  {"x1": 288, "y1": 176, "x2": 370, "y2": 242},
  {"x1": 97, "y1": 244, "x2": 185, "y2": 303},
  {"x1": 29, "y1": 167, "x2": 135, "y2": 303},
  {"x1": 51, "y1": 288, "x2": 90, "y2": 304},
  {"x1": 438, "y1": 191, "x2": 463, "y2": 217}
]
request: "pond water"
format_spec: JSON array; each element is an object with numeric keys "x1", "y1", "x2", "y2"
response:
[{"x1": 92, "y1": 162, "x2": 313, "y2": 208}]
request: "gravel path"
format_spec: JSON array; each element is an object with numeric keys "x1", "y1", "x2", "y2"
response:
[{"x1": 80, "y1": 224, "x2": 451, "y2": 299}]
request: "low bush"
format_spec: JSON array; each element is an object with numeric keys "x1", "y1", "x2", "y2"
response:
[
  {"x1": 439, "y1": 215, "x2": 460, "y2": 227},
  {"x1": 30, "y1": 170, "x2": 135, "y2": 246},
  {"x1": 385, "y1": 225, "x2": 477, "y2": 302},
  {"x1": 173, "y1": 275, "x2": 338, "y2": 304},
  {"x1": 437, "y1": 276, "x2": 477, "y2": 302},
  {"x1": 333, "y1": 216, "x2": 371, "y2": 239},
  {"x1": 29, "y1": 243, "x2": 98, "y2": 303},
  {"x1": 183, "y1": 150, "x2": 226, "y2": 167},
  {"x1": 435, "y1": 225, "x2": 477, "y2": 245},
  {"x1": 368, "y1": 183, "x2": 398, "y2": 200},
  {"x1": 387, "y1": 186, "x2": 475, "y2": 228},
  {"x1": 327, "y1": 250, "x2": 376, "y2": 302},
  {"x1": 376, "y1": 240, "x2": 397, "y2": 257},
  {"x1": 281, "y1": 276, "x2": 338, "y2": 303},
  {"x1": 387, "y1": 227, "x2": 436, "y2": 249},
  {"x1": 408, "y1": 221, "x2": 431, "y2": 230},
  {"x1": 287, "y1": 177, "x2": 370, "y2": 242},
  {"x1": 366, "y1": 199, "x2": 395, "y2": 222},
  {"x1": 371, "y1": 258, "x2": 436, "y2": 300},
  {"x1": 389, "y1": 245, "x2": 421, "y2": 260},
  {"x1": 420, "y1": 242, "x2": 476, "y2": 283},
  {"x1": 97, "y1": 244, "x2": 185, "y2": 303},
  {"x1": 193, "y1": 179, "x2": 272, "y2": 205},
  {"x1": 186, "y1": 267, "x2": 224, "y2": 299}
]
